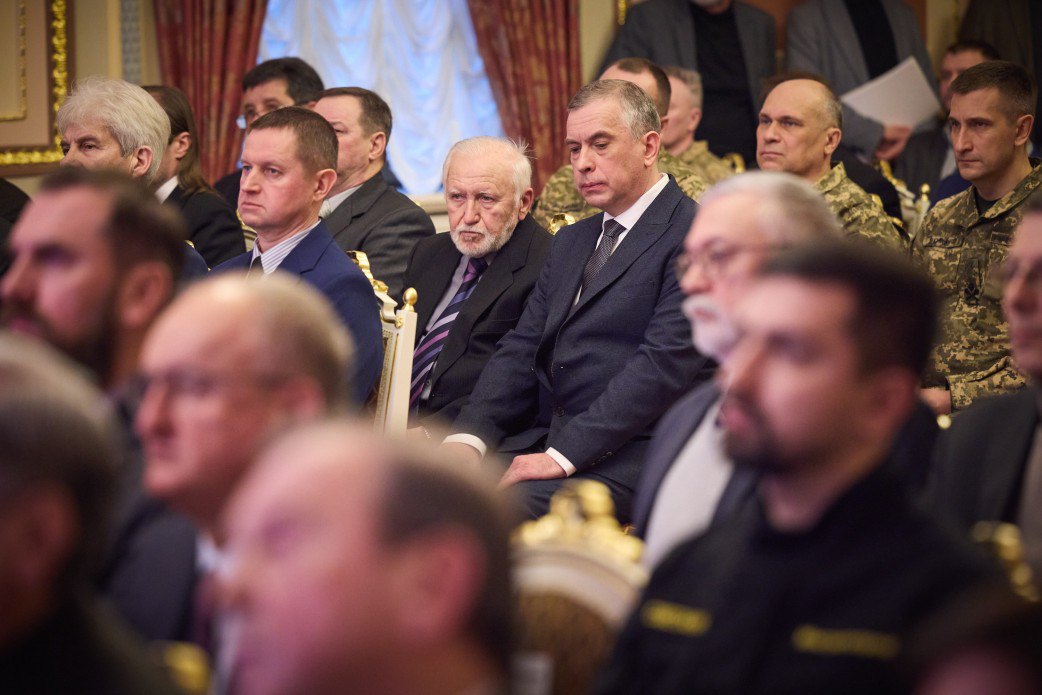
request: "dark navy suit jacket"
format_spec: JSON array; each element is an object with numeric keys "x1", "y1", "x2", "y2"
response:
[
  {"x1": 453, "y1": 178, "x2": 711, "y2": 491},
  {"x1": 214, "y1": 220, "x2": 383, "y2": 404}
]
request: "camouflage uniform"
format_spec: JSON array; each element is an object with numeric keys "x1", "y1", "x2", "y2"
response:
[
  {"x1": 816, "y1": 162, "x2": 905, "y2": 250},
  {"x1": 533, "y1": 150, "x2": 709, "y2": 231},
  {"x1": 675, "y1": 140, "x2": 734, "y2": 185},
  {"x1": 911, "y1": 160, "x2": 1042, "y2": 410}
]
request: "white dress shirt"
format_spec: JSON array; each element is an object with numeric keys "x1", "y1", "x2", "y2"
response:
[
  {"x1": 319, "y1": 182, "x2": 362, "y2": 219},
  {"x1": 155, "y1": 176, "x2": 178, "y2": 203},
  {"x1": 642, "y1": 399, "x2": 733, "y2": 569}
]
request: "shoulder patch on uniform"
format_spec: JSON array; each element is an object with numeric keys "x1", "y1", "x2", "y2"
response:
[
  {"x1": 791, "y1": 624, "x2": 900, "y2": 660},
  {"x1": 640, "y1": 600, "x2": 712, "y2": 636}
]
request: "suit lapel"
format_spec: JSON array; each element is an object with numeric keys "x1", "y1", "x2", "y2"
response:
[
  {"x1": 567, "y1": 180, "x2": 682, "y2": 319},
  {"x1": 324, "y1": 174, "x2": 385, "y2": 246},
  {"x1": 430, "y1": 218, "x2": 536, "y2": 383},
  {"x1": 544, "y1": 220, "x2": 600, "y2": 336},
  {"x1": 277, "y1": 221, "x2": 332, "y2": 276},
  {"x1": 982, "y1": 390, "x2": 1039, "y2": 520},
  {"x1": 825, "y1": 1, "x2": 869, "y2": 84},
  {"x1": 413, "y1": 238, "x2": 461, "y2": 332}
]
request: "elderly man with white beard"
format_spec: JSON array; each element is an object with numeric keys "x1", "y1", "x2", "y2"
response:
[
  {"x1": 403, "y1": 137, "x2": 553, "y2": 431},
  {"x1": 632, "y1": 172, "x2": 841, "y2": 568}
]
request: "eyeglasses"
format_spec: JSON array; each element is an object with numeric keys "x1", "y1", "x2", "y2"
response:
[
  {"x1": 127, "y1": 368, "x2": 292, "y2": 403},
  {"x1": 674, "y1": 243, "x2": 779, "y2": 282}
]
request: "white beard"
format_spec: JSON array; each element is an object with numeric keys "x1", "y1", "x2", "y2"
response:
[{"x1": 683, "y1": 294, "x2": 738, "y2": 362}]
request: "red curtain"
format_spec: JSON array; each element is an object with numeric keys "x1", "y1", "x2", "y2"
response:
[
  {"x1": 153, "y1": 0, "x2": 268, "y2": 183},
  {"x1": 467, "y1": 0, "x2": 582, "y2": 193}
]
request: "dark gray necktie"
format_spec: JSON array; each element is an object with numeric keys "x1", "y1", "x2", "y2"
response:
[
  {"x1": 581, "y1": 220, "x2": 625, "y2": 293},
  {"x1": 249, "y1": 254, "x2": 262, "y2": 275}
]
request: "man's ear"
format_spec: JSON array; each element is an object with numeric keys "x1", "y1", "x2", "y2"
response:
[
  {"x1": 116, "y1": 261, "x2": 176, "y2": 332},
  {"x1": 689, "y1": 107, "x2": 703, "y2": 136},
  {"x1": 824, "y1": 127, "x2": 842, "y2": 157},
  {"x1": 1015, "y1": 114, "x2": 1034, "y2": 148},
  {"x1": 314, "y1": 169, "x2": 338, "y2": 201},
  {"x1": 517, "y1": 188, "x2": 535, "y2": 218},
  {"x1": 388, "y1": 530, "x2": 485, "y2": 645},
  {"x1": 643, "y1": 130, "x2": 661, "y2": 166},
  {"x1": 129, "y1": 147, "x2": 155, "y2": 180},
  {"x1": 860, "y1": 367, "x2": 918, "y2": 439},
  {"x1": 7, "y1": 487, "x2": 78, "y2": 591},
  {"x1": 171, "y1": 132, "x2": 192, "y2": 163},
  {"x1": 369, "y1": 131, "x2": 387, "y2": 163}
]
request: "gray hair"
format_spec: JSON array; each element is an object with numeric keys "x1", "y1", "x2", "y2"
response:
[
  {"x1": 568, "y1": 79, "x2": 661, "y2": 139},
  {"x1": 0, "y1": 332, "x2": 117, "y2": 587},
  {"x1": 664, "y1": 65, "x2": 703, "y2": 109},
  {"x1": 442, "y1": 136, "x2": 533, "y2": 204},
  {"x1": 58, "y1": 76, "x2": 171, "y2": 183},
  {"x1": 700, "y1": 171, "x2": 843, "y2": 243}
]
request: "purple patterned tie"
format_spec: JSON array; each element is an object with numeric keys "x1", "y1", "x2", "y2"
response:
[{"x1": 410, "y1": 256, "x2": 488, "y2": 407}]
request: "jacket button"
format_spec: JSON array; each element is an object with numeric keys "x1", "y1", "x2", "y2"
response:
[{"x1": 553, "y1": 407, "x2": 565, "y2": 417}]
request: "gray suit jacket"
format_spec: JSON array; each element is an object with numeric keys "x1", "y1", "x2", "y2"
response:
[
  {"x1": 324, "y1": 170, "x2": 435, "y2": 303},
  {"x1": 601, "y1": 0, "x2": 775, "y2": 112},
  {"x1": 786, "y1": 0, "x2": 935, "y2": 157}
]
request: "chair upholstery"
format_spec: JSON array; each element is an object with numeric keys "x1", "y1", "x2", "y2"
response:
[{"x1": 513, "y1": 480, "x2": 648, "y2": 695}]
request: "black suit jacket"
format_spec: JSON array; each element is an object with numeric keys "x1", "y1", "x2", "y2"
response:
[
  {"x1": 453, "y1": 179, "x2": 710, "y2": 490},
  {"x1": 928, "y1": 388, "x2": 1038, "y2": 529},
  {"x1": 325, "y1": 171, "x2": 435, "y2": 302},
  {"x1": 165, "y1": 185, "x2": 245, "y2": 268},
  {"x1": 403, "y1": 215, "x2": 552, "y2": 426},
  {"x1": 601, "y1": 0, "x2": 774, "y2": 115}
]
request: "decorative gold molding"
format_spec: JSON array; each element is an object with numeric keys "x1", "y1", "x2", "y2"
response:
[
  {"x1": 0, "y1": 0, "x2": 29, "y2": 122},
  {"x1": 617, "y1": 0, "x2": 627, "y2": 25},
  {"x1": 0, "y1": 0, "x2": 70, "y2": 171}
]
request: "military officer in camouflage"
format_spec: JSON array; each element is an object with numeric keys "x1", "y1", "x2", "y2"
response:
[
  {"x1": 661, "y1": 66, "x2": 734, "y2": 184},
  {"x1": 756, "y1": 76, "x2": 904, "y2": 250},
  {"x1": 912, "y1": 61, "x2": 1041, "y2": 414},
  {"x1": 533, "y1": 57, "x2": 708, "y2": 230}
]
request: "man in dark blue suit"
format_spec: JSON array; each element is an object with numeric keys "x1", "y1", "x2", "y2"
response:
[
  {"x1": 447, "y1": 80, "x2": 710, "y2": 521},
  {"x1": 214, "y1": 107, "x2": 382, "y2": 403}
]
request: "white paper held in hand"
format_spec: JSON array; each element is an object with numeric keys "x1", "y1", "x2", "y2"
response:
[{"x1": 840, "y1": 56, "x2": 941, "y2": 130}]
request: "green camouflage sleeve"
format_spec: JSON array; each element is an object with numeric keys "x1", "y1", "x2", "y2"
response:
[
  {"x1": 947, "y1": 356, "x2": 1027, "y2": 410},
  {"x1": 533, "y1": 165, "x2": 586, "y2": 229},
  {"x1": 843, "y1": 203, "x2": 906, "y2": 250}
]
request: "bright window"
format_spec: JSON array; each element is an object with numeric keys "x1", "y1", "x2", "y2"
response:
[{"x1": 259, "y1": 0, "x2": 504, "y2": 194}]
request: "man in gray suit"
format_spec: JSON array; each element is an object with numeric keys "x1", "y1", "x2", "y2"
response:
[
  {"x1": 635, "y1": 172, "x2": 841, "y2": 568},
  {"x1": 313, "y1": 87, "x2": 435, "y2": 302},
  {"x1": 601, "y1": 0, "x2": 775, "y2": 164},
  {"x1": 786, "y1": 0, "x2": 935, "y2": 162}
]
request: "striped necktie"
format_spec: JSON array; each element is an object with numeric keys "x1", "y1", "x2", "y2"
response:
[
  {"x1": 581, "y1": 219, "x2": 625, "y2": 293},
  {"x1": 410, "y1": 256, "x2": 488, "y2": 407}
]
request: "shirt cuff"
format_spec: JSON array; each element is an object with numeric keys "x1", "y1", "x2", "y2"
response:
[
  {"x1": 443, "y1": 433, "x2": 487, "y2": 458},
  {"x1": 546, "y1": 447, "x2": 576, "y2": 476}
]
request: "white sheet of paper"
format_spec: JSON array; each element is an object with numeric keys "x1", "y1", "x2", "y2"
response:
[{"x1": 840, "y1": 56, "x2": 941, "y2": 129}]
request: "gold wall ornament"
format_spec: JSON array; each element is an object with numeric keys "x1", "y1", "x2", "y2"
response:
[
  {"x1": 617, "y1": 0, "x2": 627, "y2": 25},
  {"x1": 0, "y1": 0, "x2": 29, "y2": 122},
  {"x1": 0, "y1": 0, "x2": 70, "y2": 174}
]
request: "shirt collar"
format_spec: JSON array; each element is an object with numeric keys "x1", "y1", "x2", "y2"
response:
[
  {"x1": 250, "y1": 219, "x2": 321, "y2": 273},
  {"x1": 605, "y1": 172, "x2": 670, "y2": 231},
  {"x1": 322, "y1": 182, "x2": 364, "y2": 217},
  {"x1": 155, "y1": 176, "x2": 178, "y2": 203}
]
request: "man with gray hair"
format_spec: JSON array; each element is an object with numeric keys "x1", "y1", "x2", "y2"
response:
[
  {"x1": 756, "y1": 75, "x2": 903, "y2": 249},
  {"x1": 0, "y1": 333, "x2": 181, "y2": 693},
  {"x1": 131, "y1": 273, "x2": 354, "y2": 666},
  {"x1": 661, "y1": 66, "x2": 733, "y2": 184},
  {"x1": 58, "y1": 76, "x2": 170, "y2": 185},
  {"x1": 634, "y1": 172, "x2": 842, "y2": 567},
  {"x1": 57, "y1": 76, "x2": 208, "y2": 276},
  {"x1": 446, "y1": 80, "x2": 708, "y2": 521},
  {"x1": 403, "y1": 136, "x2": 552, "y2": 429}
]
